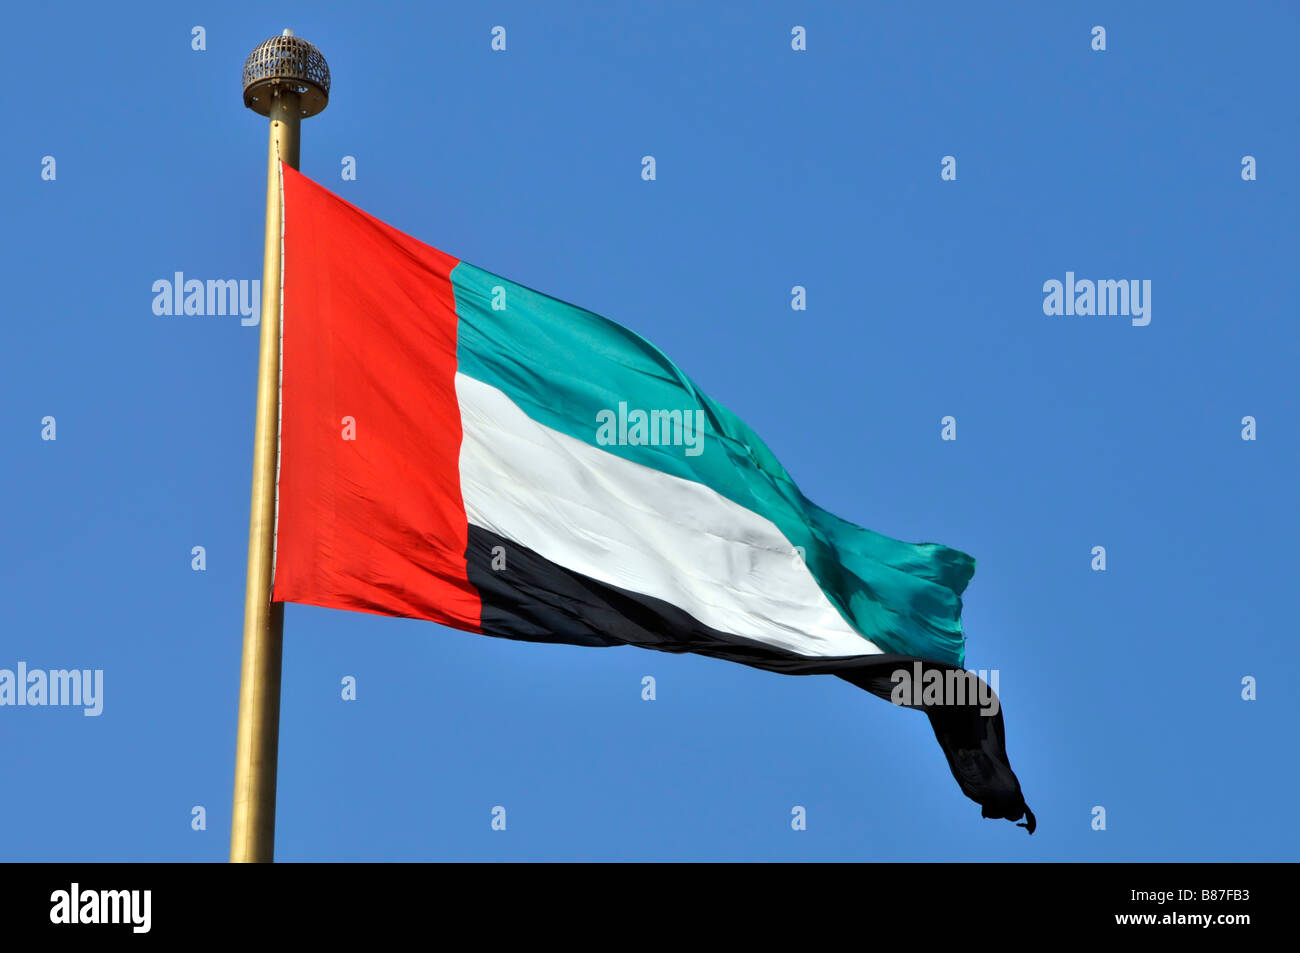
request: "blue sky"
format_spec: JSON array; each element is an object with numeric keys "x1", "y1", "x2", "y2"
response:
[{"x1": 2, "y1": 1, "x2": 1296, "y2": 860}]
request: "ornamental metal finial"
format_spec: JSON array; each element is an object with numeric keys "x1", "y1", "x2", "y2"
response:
[{"x1": 242, "y1": 30, "x2": 331, "y2": 118}]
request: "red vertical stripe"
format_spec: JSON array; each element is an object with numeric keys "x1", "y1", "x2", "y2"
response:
[{"x1": 272, "y1": 163, "x2": 481, "y2": 630}]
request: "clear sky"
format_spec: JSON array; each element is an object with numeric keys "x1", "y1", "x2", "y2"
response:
[{"x1": 2, "y1": 1, "x2": 1296, "y2": 861}]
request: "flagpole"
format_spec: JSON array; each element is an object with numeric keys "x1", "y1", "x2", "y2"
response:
[{"x1": 231, "y1": 30, "x2": 330, "y2": 863}]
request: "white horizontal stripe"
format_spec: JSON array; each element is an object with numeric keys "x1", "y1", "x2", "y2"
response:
[{"x1": 455, "y1": 373, "x2": 881, "y2": 659}]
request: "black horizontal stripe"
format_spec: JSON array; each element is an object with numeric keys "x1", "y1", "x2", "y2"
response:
[{"x1": 465, "y1": 524, "x2": 1034, "y2": 833}]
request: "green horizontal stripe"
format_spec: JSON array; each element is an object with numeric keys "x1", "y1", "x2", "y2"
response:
[{"x1": 450, "y1": 260, "x2": 973, "y2": 666}]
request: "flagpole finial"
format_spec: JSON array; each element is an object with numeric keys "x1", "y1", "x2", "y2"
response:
[{"x1": 242, "y1": 31, "x2": 330, "y2": 118}]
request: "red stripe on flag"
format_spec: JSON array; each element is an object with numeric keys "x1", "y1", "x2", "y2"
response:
[{"x1": 272, "y1": 163, "x2": 481, "y2": 631}]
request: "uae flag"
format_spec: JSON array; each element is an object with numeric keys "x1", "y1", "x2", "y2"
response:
[{"x1": 272, "y1": 164, "x2": 1035, "y2": 832}]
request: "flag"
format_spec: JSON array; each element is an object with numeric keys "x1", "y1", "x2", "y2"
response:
[{"x1": 271, "y1": 163, "x2": 1035, "y2": 832}]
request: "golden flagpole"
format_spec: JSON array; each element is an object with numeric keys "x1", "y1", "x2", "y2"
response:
[{"x1": 231, "y1": 29, "x2": 330, "y2": 863}]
